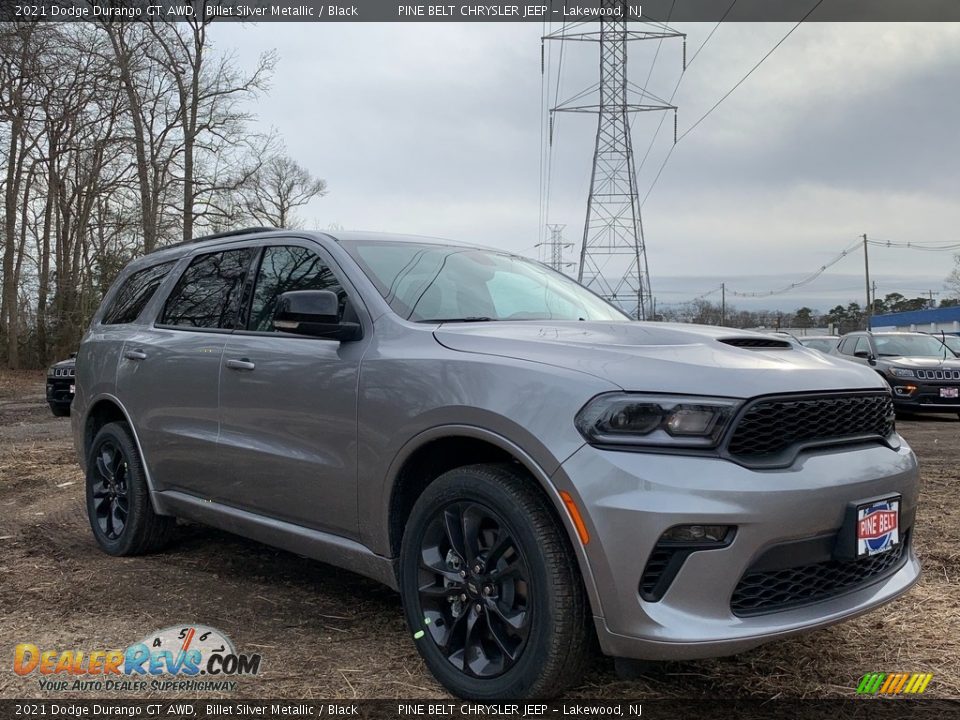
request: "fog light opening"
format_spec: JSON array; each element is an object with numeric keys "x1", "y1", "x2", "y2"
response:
[
  {"x1": 894, "y1": 385, "x2": 917, "y2": 397},
  {"x1": 661, "y1": 524, "x2": 733, "y2": 544}
]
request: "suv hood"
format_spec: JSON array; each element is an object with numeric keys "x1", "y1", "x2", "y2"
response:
[
  {"x1": 50, "y1": 357, "x2": 76, "y2": 370},
  {"x1": 434, "y1": 321, "x2": 886, "y2": 397},
  {"x1": 880, "y1": 356, "x2": 960, "y2": 369}
]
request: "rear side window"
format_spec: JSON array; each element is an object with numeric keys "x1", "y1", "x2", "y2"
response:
[
  {"x1": 247, "y1": 245, "x2": 347, "y2": 332},
  {"x1": 102, "y1": 261, "x2": 176, "y2": 325},
  {"x1": 159, "y1": 249, "x2": 256, "y2": 329}
]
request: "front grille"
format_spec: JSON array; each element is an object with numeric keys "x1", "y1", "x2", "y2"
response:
[
  {"x1": 916, "y1": 369, "x2": 960, "y2": 381},
  {"x1": 53, "y1": 367, "x2": 75, "y2": 377},
  {"x1": 731, "y1": 533, "x2": 909, "y2": 616},
  {"x1": 726, "y1": 393, "x2": 894, "y2": 461}
]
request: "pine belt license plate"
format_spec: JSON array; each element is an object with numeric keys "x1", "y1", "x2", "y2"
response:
[
  {"x1": 941, "y1": 387, "x2": 959, "y2": 399},
  {"x1": 856, "y1": 497, "x2": 900, "y2": 558}
]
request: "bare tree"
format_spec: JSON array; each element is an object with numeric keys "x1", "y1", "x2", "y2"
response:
[
  {"x1": 146, "y1": 16, "x2": 276, "y2": 242},
  {"x1": 0, "y1": 22, "x2": 43, "y2": 368},
  {"x1": 241, "y1": 153, "x2": 327, "y2": 228},
  {"x1": 0, "y1": 18, "x2": 287, "y2": 368},
  {"x1": 101, "y1": 23, "x2": 182, "y2": 253}
]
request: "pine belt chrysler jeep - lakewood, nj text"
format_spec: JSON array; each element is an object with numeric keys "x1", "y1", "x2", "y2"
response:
[{"x1": 72, "y1": 228, "x2": 920, "y2": 699}]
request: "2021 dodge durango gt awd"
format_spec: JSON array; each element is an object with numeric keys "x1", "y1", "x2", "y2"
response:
[{"x1": 72, "y1": 229, "x2": 920, "y2": 699}]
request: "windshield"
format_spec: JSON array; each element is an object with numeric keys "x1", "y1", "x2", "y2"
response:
[
  {"x1": 874, "y1": 334, "x2": 953, "y2": 358},
  {"x1": 343, "y1": 241, "x2": 630, "y2": 323},
  {"x1": 800, "y1": 338, "x2": 837, "y2": 352},
  {"x1": 939, "y1": 335, "x2": 960, "y2": 355}
]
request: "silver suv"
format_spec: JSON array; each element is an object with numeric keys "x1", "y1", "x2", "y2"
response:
[{"x1": 73, "y1": 229, "x2": 920, "y2": 699}]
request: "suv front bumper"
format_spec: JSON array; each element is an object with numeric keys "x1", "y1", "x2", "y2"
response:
[
  {"x1": 556, "y1": 439, "x2": 920, "y2": 660},
  {"x1": 887, "y1": 377, "x2": 960, "y2": 413}
]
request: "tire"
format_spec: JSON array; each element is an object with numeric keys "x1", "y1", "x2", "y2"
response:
[
  {"x1": 400, "y1": 463, "x2": 591, "y2": 699},
  {"x1": 85, "y1": 422, "x2": 175, "y2": 556},
  {"x1": 49, "y1": 403, "x2": 70, "y2": 417}
]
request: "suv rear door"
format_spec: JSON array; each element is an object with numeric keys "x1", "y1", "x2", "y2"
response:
[
  {"x1": 116, "y1": 246, "x2": 257, "y2": 495},
  {"x1": 216, "y1": 240, "x2": 369, "y2": 539}
]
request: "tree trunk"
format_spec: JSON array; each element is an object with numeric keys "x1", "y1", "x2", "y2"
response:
[
  {"x1": 106, "y1": 27, "x2": 157, "y2": 253},
  {"x1": 3, "y1": 116, "x2": 22, "y2": 369}
]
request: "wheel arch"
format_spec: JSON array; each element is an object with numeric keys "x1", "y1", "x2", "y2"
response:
[
  {"x1": 381, "y1": 425, "x2": 604, "y2": 618},
  {"x1": 82, "y1": 394, "x2": 165, "y2": 514}
]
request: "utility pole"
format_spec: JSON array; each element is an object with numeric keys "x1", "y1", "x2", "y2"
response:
[
  {"x1": 544, "y1": 4, "x2": 684, "y2": 320},
  {"x1": 721, "y1": 283, "x2": 726, "y2": 326},
  {"x1": 863, "y1": 233, "x2": 871, "y2": 330}
]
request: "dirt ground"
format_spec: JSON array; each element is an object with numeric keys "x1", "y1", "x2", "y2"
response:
[{"x1": 1, "y1": 369, "x2": 958, "y2": 700}]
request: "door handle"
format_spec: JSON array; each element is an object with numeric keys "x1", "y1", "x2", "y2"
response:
[
  {"x1": 225, "y1": 358, "x2": 256, "y2": 371},
  {"x1": 124, "y1": 349, "x2": 147, "y2": 361}
]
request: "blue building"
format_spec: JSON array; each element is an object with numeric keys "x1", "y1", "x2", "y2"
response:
[{"x1": 870, "y1": 306, "x2": 960, "y2": 335}]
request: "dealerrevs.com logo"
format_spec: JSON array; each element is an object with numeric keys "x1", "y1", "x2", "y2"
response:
[{"x1": 13, "y1": 625, "x2": 261, "y2": 692}]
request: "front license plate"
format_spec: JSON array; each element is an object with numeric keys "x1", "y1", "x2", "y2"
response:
[
  {"x1": 856, "y1": 498, "x2": 900, "y2": 558},
  {"x1": 941, "y1": 387, "x2": 959, "y2": 399}
]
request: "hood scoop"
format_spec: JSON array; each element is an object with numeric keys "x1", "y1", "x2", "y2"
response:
[{"x1": 719, "y1": 337, "x2": 793, "y2": 350}]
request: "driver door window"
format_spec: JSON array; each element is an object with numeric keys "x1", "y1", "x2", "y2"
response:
[{"x1": 247, "y1": 245, "x2": 347, "y2": 331}]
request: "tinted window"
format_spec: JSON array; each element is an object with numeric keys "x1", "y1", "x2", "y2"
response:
[
  {"x1": 853, "y1": 336, "x2": 871, "y2": 356},
  {"x1": 248, "y1": 245, "x2": 346, "y2": 332},
  {"x1": 160, "y1": 249, "x2": 255, "y2": 329},
  {"x1": 102, "y1": 261, "x2": 175, "y2": 324}
]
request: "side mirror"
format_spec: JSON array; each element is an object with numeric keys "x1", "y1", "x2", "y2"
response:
[{"x1": 272, "y1": 290, "x2": 362, "y2": 341}]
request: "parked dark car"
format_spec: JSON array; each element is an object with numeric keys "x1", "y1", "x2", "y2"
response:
[
  {"x1": 833, "y1": 331, "x2": 960, "y2": 417},
  {"x1": 46, "y1": 353, "x2": 76, "y2": 417}
]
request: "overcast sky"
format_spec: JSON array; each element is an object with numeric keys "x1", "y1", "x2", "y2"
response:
[{"x1": 211, "y1": 21, "x2": 960, "y2": 312}]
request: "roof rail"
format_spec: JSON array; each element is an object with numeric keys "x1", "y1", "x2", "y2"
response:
[{"x1": 148, "y1": 227, "x2": 279, "y2": 253}]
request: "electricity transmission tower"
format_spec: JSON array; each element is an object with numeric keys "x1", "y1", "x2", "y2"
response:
[
  {"x1": 544, "y1": 3, "x2": 684, "y2": 319},
  {"x1": 539, "y1": 223, "x2": 573, "y2": 273}
]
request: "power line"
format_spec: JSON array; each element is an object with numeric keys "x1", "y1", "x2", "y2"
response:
[
  {"x1": 677, "y1": 0, "x2": 825, "y2": 143},
  {"x1": 639, "y1": 0, "x2": 824, "y2": 209},
  {"x1": 636, "y1": 0, "x2": 738, "y2": 174},
  {"x1": 868, "y1": 239, "x2": 960, "y2": 252}
]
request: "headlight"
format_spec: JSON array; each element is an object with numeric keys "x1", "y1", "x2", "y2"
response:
[
  {"x1": 889, "y1": 367, "x2": 915, "y2": 378},
  {"x1": 575, "y1": 393, "x2": 740, "y2": 448},
  {"x1": 47, "y1": 368, "x2": 55, "y2": 377}
]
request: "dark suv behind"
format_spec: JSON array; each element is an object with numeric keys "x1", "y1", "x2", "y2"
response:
[
  {"x1": 46, "y1": 353, "x2": 76, "y2": 417},
  {"x1": 833, "y1": 331, "x2": 960, "y2": 417}
]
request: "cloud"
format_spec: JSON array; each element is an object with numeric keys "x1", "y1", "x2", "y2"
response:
[{"x1": 211, "y1": 21, "x2": 960, "y2": 309}]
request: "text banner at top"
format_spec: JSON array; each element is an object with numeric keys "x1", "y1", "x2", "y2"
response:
[{"x1": 5, "y1": 0, "x2": 960, "y2": 23}]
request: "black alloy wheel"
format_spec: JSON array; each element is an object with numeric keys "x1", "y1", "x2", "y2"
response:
[
  {"x1": 400, "y1": 463, "x2": 591, "y2": 699},
  {"x1": 417, "y1": 500, "x2": 532, "y2": 678},
  {"x1": 90, "y1": 438, "x2": 130, "y2": 540},
  {"x1": 85, "y1": 422, "x2": 175, "y2": 556}
]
